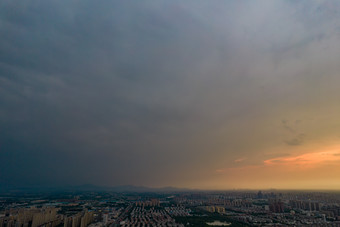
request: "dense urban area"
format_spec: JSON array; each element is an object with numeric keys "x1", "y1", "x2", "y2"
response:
[{"x1": 2, "y1": 189, "x2": 340, "y2": 227}]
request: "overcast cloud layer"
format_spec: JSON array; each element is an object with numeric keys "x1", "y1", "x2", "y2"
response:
[{"x1": 2, "y1": 0, "x2": 340, "y2": 189}]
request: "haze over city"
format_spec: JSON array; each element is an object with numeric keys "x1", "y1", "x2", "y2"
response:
[{"x1": 2, "y1": 0, "x2": 340, "y2": 190}]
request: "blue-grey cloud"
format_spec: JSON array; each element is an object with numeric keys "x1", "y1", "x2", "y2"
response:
[{"x1": 1, "y1": 0, "x2": 340, "y2": 188}]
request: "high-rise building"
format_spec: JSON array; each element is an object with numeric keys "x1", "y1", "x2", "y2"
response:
[
  {"x1": 269, "y1": 199, "x2": 284, "y2": 213},
  {"x1": 64, "y1": 217, "x2": 72, "y2": 227}
]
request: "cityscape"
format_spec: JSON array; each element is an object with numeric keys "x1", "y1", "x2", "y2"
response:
[
  {"x1": 2, "y1": 1, "x2": 340, "y2": 227},
  {"x1": 2, "y1": 189, "x2": 340, "y2": 226}
]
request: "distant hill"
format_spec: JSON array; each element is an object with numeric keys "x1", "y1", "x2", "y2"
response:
[
  {"x1": 74, "y1": 184, "x2": 193, "y2": 192},
  {"x1": 0, "y1": 184, "x2": 193, "y2": 193}
]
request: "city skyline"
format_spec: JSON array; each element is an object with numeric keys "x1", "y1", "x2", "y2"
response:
[{"x1": 2, "y1": 0, "x2": 340, "y2": 190}]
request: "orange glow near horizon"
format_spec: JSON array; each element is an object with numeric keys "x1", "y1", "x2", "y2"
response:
[
  {"x1": 264, "y1": 149, "x2": 340, "y2": 168},
  {"x1": 210, "y1": 144, "x2": 340, "y2": 190}
]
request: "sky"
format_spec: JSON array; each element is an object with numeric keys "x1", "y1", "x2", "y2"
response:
[{"x1": 1, "y1": 0, "x2": 340, "y2": 190}]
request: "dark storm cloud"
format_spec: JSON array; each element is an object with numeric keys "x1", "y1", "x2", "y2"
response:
[
  {"x1": 281, "y1": 120, "x2": 306, "y2": 146},
  {"x1": 285, "y1": 134, "x2": 305, "y2": 146},
  {"x1": 2, "y1": 0, "x2": 340, "y2": 188},
  {"x1": 0, "y1": 0, "x2": 232, "y2": 186}
]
